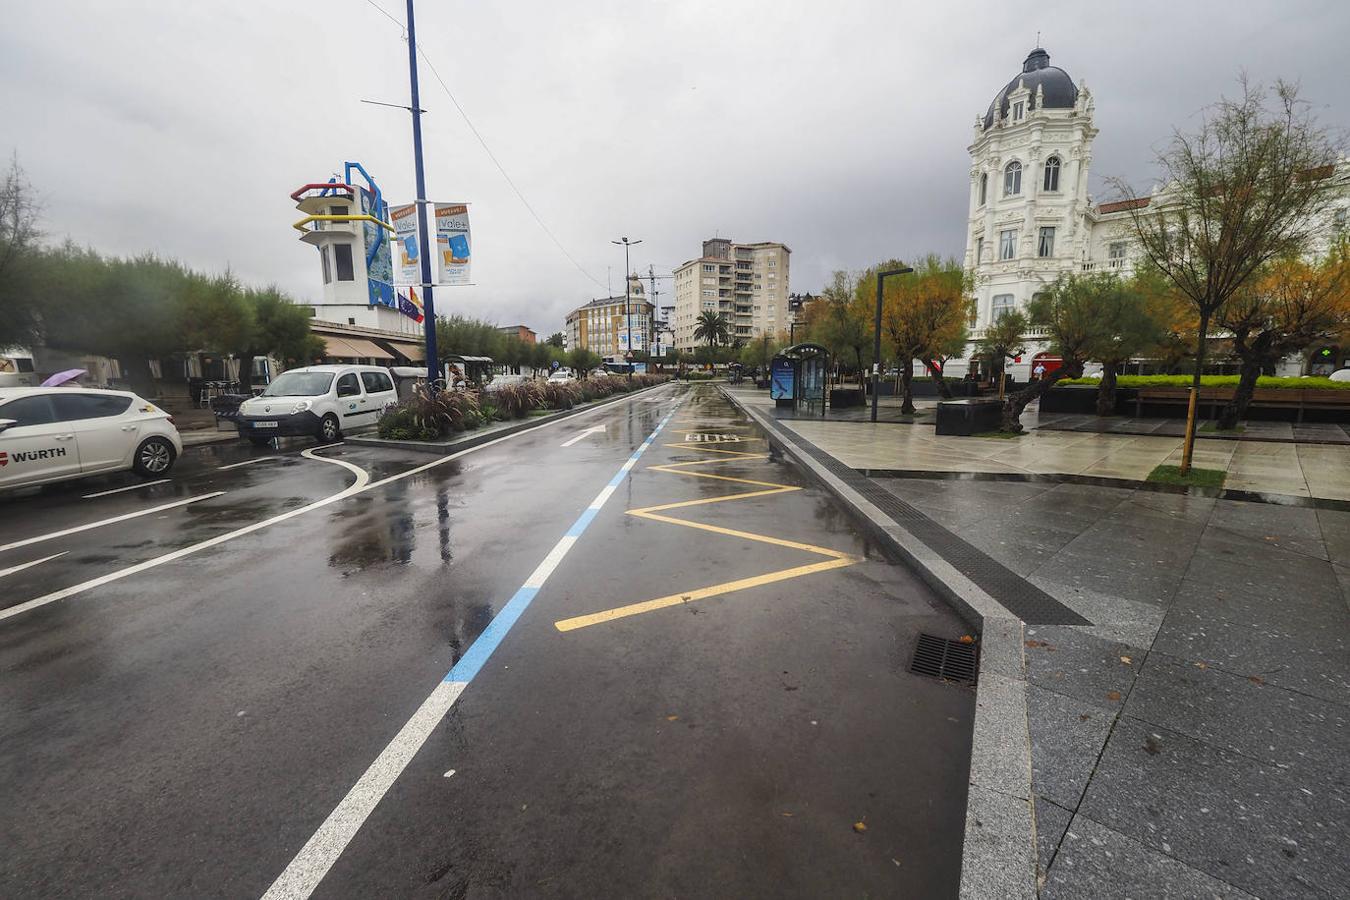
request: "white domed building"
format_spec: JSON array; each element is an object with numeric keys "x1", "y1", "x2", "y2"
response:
[{"x1": 957, "y1": 47, "x2": 1350, "y2": 381}]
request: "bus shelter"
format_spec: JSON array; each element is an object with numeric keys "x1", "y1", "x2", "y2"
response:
[{"x1": 769, "y1": 343, "x2": 829, "y2": 416}]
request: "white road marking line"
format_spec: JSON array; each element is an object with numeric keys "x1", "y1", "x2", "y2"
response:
[
  {"x1": 259, "y1": 396, "x2": 683, "y2": 900},
  {"x1": 261, "y1": 681, "x2": 466, "y2": 900},
  {"x1": 558, "y1": 426, "x2": 607, "y2": 447},
  {"x1": 0, "y1": 552, "x2": 67, "y2": 580},
  {"x1": 0, "y1": 493, "x2": 225, "y2": 555},
  {"x1": 216, "y1": 457, "x2": 280, "y2": 471},
  {"x1": 81, "y1": 480, "x2": 170, "y2": 499},
  {"x1": 0, "y1": 387, "x2": 677, "y2": 625}
]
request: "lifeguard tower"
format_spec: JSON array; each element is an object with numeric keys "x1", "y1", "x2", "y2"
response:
[{"x1": 290, "y1": 162, "x2": 419, "y2": 335}]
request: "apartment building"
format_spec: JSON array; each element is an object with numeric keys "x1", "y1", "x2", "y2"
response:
[
  {"x1": 564, "y1": 274, "x2": 655, "y2": 357},
  {"x1": 672, "y1": 238, "x2": 791, "y2": 350}
]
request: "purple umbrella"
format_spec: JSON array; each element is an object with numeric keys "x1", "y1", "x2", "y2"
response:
[{"x1": 40, "y1": 368, "x2": 87, "y2": 387}]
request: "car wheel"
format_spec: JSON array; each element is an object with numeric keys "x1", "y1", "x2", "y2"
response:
[
  {"x1": 248, "y1": 435, "x2": 272, "y2": 447},
  {"x1": 133, "y1": 436, "x2": 176, "y2": 476},
  {"x1": 318, "y1": 414, "x2": 340, "y2": 442}
]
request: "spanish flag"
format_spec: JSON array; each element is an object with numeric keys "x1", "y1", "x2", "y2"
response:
[{"x1": 397, "y1": 286, "x2": 425, "y2": 323}]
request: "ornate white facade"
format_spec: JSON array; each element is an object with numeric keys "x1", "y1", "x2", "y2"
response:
[{"x1": 958, "y1": 47, "x2": 1350, "y2": 379}]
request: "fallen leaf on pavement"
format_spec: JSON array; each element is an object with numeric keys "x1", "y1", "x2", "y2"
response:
[
  {"x1": 959, "y1": 635, "x2": 975, "y2": 644},
  {"x1": 1193, "y1": 661, "x2": 1208, "y2": 670},
  {"x1": 1248, "y1": 675, "x2": 1265, "y2": 685},
  {"x1": 853, "y1": 822, "x2": 867, "y2": 833},
  {"x1": 666, "y1": 715, "x2": 679, "y2": 721},
  {"x1": 1106, "y1": 690, "x2": 1122, "y2": 702},
  {"x1": 781, "y1": 812, "x2": 794, "y2": 818},
  {"x1": 1143, "y1": 735, "x2": 1162, "y2": 755},
  {"x1": 1120, "y1": 656, "x2": 1133, "y2": 665}
]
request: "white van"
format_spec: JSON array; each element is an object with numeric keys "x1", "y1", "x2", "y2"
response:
[{"x1": 235, "y1": 365, "x2": 397, "y2": 445}]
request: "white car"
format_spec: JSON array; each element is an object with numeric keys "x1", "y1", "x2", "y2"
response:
[
  {"x1": 0, "y1": 387, "x2": 183, "y2": 490},
  {"x1": 236, "y1": 364, "x2": 398, "y2": 445},
  {"x1": 547, "y1": 368, "x2": 576, "y2": 384}
]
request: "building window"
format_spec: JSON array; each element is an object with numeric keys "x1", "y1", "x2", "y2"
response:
[
  {"x1": 702, "y1": 289, "x2": 714, "y2": 297},
  {"x1": 976, "y1": 237, "x2": 984, "y2": 263},
  {"x1": 1043, "y1": 156, "x2": 1060, "y2": 192},
  {"x1": 767, "y1": 260, "x2": 776, "y2": 267},
  {"x1": 320, "y1": 246, "x2": 331, "y2": 284},
  {"x1": 333, "y1": 243, "x2": 355, "y2": 281},
  {"x1": 1038, "y1": 227, "x2": 1055, "y2": 258},
  {"x1": 1109, "y1": 242, "x2": 1127, "y2": 268},
  {"x1": 1012, "y1": 100, "x2": 1024, "y2": 121},
  {"x1": 703, "y1": 264, "x2": 715, "y2": 272},
  {"x1": 999, "y1": 229, "x2": 1017, "y2": 260},
  {"x1": 991, "y1": 294, "x2": 1015, "y2": 320},
  {"x1": 1004, "y1": 161, "x2": 1022, "y2": 197},
  {"x1": 979, "y1": 172, "x2": 988, "y2": 206}
]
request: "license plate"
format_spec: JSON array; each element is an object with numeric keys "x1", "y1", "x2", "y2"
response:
[{"x1": 252, "y1": 421, "x2": 278, "y2": 429}]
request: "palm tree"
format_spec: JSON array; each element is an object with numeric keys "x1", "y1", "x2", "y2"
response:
[{"x1": 693, "y1": 310, "x2": 729, "y2": 347}]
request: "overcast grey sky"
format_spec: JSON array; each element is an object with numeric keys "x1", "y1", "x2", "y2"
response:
[{"x1": 3, "y1": 0, "x2": 1347, "y2": 335}]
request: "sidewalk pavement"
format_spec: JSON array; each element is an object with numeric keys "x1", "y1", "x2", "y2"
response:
[
  {"x1": 728, "y1": 388, "x2": 1350, "y2": 501},
  {"x1": 722, "y1": 386, "x2": 1349, "y2": 900}
]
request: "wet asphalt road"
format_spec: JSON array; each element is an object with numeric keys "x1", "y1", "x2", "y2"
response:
[{"x1": 0, "y1": 384, "x2": 974, "y2": 898}]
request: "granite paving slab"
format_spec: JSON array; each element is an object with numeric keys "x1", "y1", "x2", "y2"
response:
[
  {"x1": 1034, "y1": 796, "x2": 1074, "y2": 883},
  {"x1": 1027, "y1": 685, "x2": 1117, "y2": 810},
  {"x1": 1043, "y1": 814, "x2": 1260, "y2": 900},
  {"x1": 1079, "y1": 717, "x2": 1346, "y2": 899},
  {"x1": 1023, "y1": 624, "x2": 1147, "y2": 706}
]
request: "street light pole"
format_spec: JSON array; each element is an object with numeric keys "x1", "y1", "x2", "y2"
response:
[
  {"x1": 872, "y1": 267, "x2": 914, "y2": 423},
  {"x1": 612, "y1": 237, "x2": 642, "y2": 380},
  {"x1": 403, "y1": 0, "x2": 439, "y2": 384}
]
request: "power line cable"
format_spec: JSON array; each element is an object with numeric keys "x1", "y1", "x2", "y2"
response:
[{"x1": 360, "y1": 0, "x2": 609, "y2": 293}]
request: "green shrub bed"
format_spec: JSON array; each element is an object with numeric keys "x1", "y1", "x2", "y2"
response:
[
  {"x1": 377, "y1": 374, "x2": 671, "y2": 440},
  {"x1": 1058, "y1": 375, "x2": 1350, "y2": 391}
]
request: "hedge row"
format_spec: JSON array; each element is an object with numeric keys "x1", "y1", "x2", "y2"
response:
[{"x1": 1057, "y1": 375, "x2": 1350, "y2": 391}]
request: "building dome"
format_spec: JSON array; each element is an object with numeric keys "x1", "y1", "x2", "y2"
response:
[{"x1": 982, "y1": 48, "x2": 1078, "y2": 130}]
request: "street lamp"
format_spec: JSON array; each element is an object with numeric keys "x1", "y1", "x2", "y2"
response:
[
  {"x1": 872, "y1": 267, "x2": 914, "y2": 423},
  {"x1": 612, "y1": 237, "x2": 642, "y2": 379}
]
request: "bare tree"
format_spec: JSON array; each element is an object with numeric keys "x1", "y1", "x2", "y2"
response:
[
  {"x1": 0, "y1": 155, "x2": 44, "y2": 350},
  {"x1": 1109, "y1": 77, "x2": 1341, "y2": 472}
]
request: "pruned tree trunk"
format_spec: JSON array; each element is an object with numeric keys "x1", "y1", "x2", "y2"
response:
[
  {"x1": 1096, "y1": 362, "x2": 1119, "y2": 417},
  {"x1": 1002, "y1": 364, "x2": 1079, "y2": 432},
  {"x1": 1218, "y1": 357, "x2": 1263, "y2": 430},
  {"x1": 900, "y1": 356, "x2": 916, "y2": 414},
  {"x1": 926, "y1": 359, "x2": 953, "y2": 399}
]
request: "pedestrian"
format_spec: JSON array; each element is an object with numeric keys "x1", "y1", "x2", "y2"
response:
[{"x1": 1033, "y1": 362, "x2": 1046, "y2": 380}]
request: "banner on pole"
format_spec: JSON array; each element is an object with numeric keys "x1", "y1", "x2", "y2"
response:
[
  {"x1": 390, "y1": 204, "x2": 421, "y2": 285},
  {"x1": 434, "y1": 204, "x2": 471, "y2": 285},
  {"x1": 390, "y1": 202, "x2": 471, "y2": 286}
]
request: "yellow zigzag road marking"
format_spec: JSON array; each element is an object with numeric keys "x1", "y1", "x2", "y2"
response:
[{"x1": 554, "y1": 441, "x2": 863, "y2": 632}]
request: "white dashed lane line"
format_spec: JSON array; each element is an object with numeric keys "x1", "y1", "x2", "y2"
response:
[
  {"x1": 81, "y1": 479, "x2": 171, "y2": 499},
  {"x1": 0, "y1": 493, "x2": 226, "y2": 555}
]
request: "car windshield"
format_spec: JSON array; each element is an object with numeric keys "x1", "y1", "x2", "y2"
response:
[{"x1": 262, "y1": 372, "x2": 333, "y2": 397}]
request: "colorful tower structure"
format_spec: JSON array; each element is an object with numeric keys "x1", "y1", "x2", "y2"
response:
[{"x1": 290, "y1": 162, "x2": 419, "y2": 335}]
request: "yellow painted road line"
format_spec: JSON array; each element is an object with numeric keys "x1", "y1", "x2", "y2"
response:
[
  {"x1": 554, "y1": 436, "x2": 863, "y2": 632},
  {"x1": 555, "y1": 557, "x2": 857, "y2": 632}
]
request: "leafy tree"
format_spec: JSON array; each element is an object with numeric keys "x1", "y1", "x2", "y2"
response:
[
  {"x1": 1002, "y1": 273, "x2": 1105, "y2": 431},
  {"x1": 39, "y1": 247, "x2": 190, "y2": 390},
  {"x1": 1086, "y1": 274, "x2": 1168, "y2": 416},
  {"x1": 876, "y1": 255, "x2": 971, "y2": 410},
  {"x1": 178, "y1": 271, "x2": 253, "y2": 356},
  {"x1": 544, "y1": 331, "x2": 565, "y2": 348},
  {"x1": 567, "y1": 347, "x2": 600, "y2": 375},
  {"x1": 1109, "y1": 77, "x2": 1340, "y2": 471},
  {"x1": 435, "y1": 315, "x2": 505, "y2": 360},
  {"x1": 977, "y1": 309, "x2": 1027, "y2": 401},
  {"x1": 1215, "y1": 242, "x2": 1350, "y2": 427},
  {"x1": 693, "y1": 310, "x2": 729, "y2": 347},
  {"x1": 0, "y1": 156, "x2": 43, "y2": 351},
  {"x1": 805, "y1": 269, "x2": 871, "y2": 379},
  {"x1": 235, "y1": 286, "x2": 325, "y2": 385},
  {"x1": 739, "y1": 334, "x2": 779, "y2": 372}
]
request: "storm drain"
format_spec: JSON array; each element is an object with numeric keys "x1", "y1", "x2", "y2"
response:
[{"x1": 910, "y1": 633, "x2": 979, "y2": 685}]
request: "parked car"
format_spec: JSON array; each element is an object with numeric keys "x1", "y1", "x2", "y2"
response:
[
  {"x1": 0, "y1": 387, "x2": 182, "y2": 491},
  {"x1": 235, "y1": 365, "x2": 397, "y2": 445},
  {"x1": 547, "y1": 368, "x2": 576, "y2": 383}
]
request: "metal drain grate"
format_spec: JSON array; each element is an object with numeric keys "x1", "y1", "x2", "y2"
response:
[{"x1": 910, "y1": 633, "x2": 979, "y2": 684}]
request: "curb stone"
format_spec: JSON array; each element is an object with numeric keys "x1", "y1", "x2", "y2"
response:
[{"x1": 719, "y1": 387, "x2": 1038, "y2": 900}]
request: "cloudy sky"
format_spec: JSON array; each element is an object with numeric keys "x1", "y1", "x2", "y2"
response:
[{"x1": 3, "y1": 0, "x2": 1347, "y2": 336}]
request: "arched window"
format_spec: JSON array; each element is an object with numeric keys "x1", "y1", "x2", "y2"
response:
[
  {"x1": 979, "y1": 173, "x2": 988, "y2": 206},
  {"x1": 1004, "y1": 161, "x2": 1022, "y2": 197},
  {"x1": 1044, "y1": 156, "x2": 1061, "y2": 192}
]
